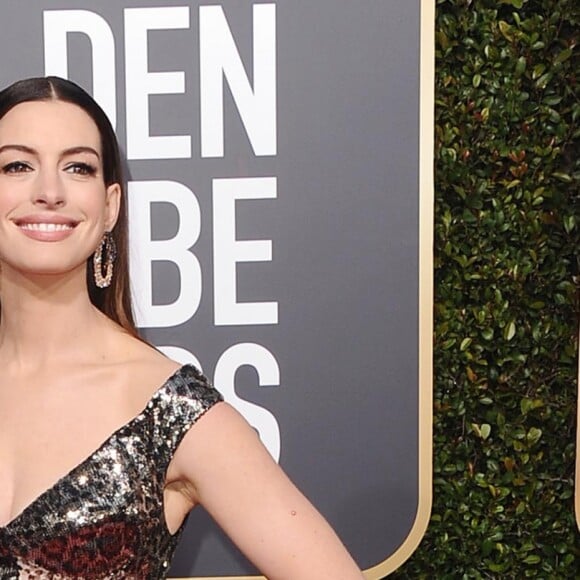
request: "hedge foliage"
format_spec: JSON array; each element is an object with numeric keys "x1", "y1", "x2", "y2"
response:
[{"x1": 392, "y1": 0, "x2": 579, "y2": 577}]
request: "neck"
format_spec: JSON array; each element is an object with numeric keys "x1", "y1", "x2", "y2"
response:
[{"x1": 0, "y1": 263, "x2": 107, "y2": 370}]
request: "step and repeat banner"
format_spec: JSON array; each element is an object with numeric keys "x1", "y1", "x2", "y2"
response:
[{"x1": 0, "y1": 1, "x2": 434, "y2": 577}]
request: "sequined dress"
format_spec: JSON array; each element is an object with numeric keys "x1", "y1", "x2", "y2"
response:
[{"x1": 0, "y1": 365, "x2": 223, "y2": 579}]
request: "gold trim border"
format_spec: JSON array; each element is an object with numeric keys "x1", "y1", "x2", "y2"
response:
[
  {"x1": 363, "y1": 0, "x2": 435, "y2": 575},
  {"x1": 173, "y1": 1, "x2": 435, "y2": 577},
  {"x1": 576, "y1": 323, "x2": 580, "y2": 531}
]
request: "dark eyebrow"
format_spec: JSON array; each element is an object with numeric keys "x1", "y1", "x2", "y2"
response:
[
  {"x1": 61, "y1": 146, "x2": 101, "y2": 159},
  {"x1": 0, "y1": 144, "x2": 37, "y2": 156},
  {"x1": 0, "y1": 144, "x2": 100, "y2": 159}
]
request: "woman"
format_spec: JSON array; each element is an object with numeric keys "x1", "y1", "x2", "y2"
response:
[{"x1": 0, "y1": 77, "x2": 364, "y2": 579}]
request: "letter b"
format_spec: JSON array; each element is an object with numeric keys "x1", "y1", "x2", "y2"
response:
[{"x1": 128, "y1": 181, "x2": 202, "y2": 328}]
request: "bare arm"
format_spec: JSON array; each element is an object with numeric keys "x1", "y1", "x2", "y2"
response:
[{"x1": 170, "y1": 402, "x2": 364, "y2": 580}]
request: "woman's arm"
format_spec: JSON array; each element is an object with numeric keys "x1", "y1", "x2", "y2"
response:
[{"x1": 170, "y1": 402, "x2": 365, "y2": 580}]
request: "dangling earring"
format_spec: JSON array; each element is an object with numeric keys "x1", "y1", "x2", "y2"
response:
[{"x1": 93, "y1": 231, "x2": 117, "y2": 288}]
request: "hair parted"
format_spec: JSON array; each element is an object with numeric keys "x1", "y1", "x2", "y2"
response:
[{"x1": 0, "y1": 76, "x2": 139, "y2": 337}]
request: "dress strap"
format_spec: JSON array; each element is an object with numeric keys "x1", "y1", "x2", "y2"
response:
[{"x1": 146, "y1": 364, "x2": 223, "y2": 473}]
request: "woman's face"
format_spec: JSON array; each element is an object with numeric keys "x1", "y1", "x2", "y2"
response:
[{"x1": 0, "y1": 100, "x2": 120, "y2": 279}]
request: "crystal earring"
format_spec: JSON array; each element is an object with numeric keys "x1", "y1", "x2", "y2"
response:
[{"x1": 93, "y1": 231, "x2": 117, "y2": 288}]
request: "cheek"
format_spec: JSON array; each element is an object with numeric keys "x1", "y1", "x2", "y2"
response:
[
  {"x1": 79, "y1": 186, "x2": 110, "y2": 220},
  {"x1": 0, "y1": 180, "x2": 26, "y2": 211}
]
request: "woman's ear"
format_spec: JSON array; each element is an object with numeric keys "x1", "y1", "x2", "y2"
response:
[{"x1": 104, "y1": 183, "x2": 122, "y2": 231}]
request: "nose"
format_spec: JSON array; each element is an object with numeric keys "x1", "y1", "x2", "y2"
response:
[{"x1": 34, "y1": 168, "x2": 66, "y2": 208}]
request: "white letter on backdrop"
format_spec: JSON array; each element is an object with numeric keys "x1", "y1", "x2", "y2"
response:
[
  {"x1": 124, "y1": 7, "x2": 191, "y2": 160},
  {"x1": 128, "y1": 181, "x2": 201, "y2": 328},
  {"x1": 200, "y1": 4, "x2": 277, "y2": 157},
  {"x1": 43, "y1": 10, "x2": 116, "y2": 127},
  {"x1": 214, "y1": 343, "x2": 281, "y2": 461},
  {"x1": 213, "y1": 177, "x2": 278, "y2": 326}
]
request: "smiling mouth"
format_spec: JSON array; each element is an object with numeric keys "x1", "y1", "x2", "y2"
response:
[{"x1": 18, "y1": 222, "x2": 76, "y2": 232}]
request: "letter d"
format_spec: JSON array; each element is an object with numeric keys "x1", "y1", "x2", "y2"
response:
[{"x1": 43, "y1": 10, "x2": 117, "y2": 127}]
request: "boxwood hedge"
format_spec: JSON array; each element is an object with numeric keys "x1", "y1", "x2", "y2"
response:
[{"x1": 392, "y1": 0, "x2": 579, "y2": 577}]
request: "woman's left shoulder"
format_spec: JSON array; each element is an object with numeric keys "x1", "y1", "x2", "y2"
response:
[
  {"x1": 134, "y1": 347, "x2": 183, "y2": 382},
  {"x1": 108, "y1": 334, "x2": 183, "y2": 408}
]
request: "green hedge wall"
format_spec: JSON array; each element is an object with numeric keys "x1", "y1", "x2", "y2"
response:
[{"x1": 393, "y1": 0, "x2": 579, "y2": 577}]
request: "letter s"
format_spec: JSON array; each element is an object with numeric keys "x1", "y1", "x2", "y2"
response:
[{"x1": 214, "y1": 343, "x2": 281, "y2": 461}]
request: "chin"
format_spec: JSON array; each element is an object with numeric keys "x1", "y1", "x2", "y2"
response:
[{"x1": 4, "y1": 257, "x2": 88, "y2": 279}]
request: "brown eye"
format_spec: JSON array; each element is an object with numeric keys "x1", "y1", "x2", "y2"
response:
[
  {"x1": 65, "y1": 162, "x2": 98, "y2": 176},
  {"x1": 2, "y1": 161, "x2": 32, "y2": 174}
]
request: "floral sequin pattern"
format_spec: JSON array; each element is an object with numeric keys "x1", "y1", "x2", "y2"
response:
[{"x1": 0, "y1": 365, "x2": 223, "y2": 579}]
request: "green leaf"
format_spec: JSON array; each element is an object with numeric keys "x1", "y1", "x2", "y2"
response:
[
  {"x1": 487, "y1": 562, "x2": 509, "y2": 573},
  {"x1": 480, "y1": 424, "x2": 491, "y2": 440},
  {"x1": 521, "y1": 398, "x2": 544, "y2": 414},
  {"x1": 482, "y1": 539, "x2": 494, "y2": 557},
  {"x1": 504, "y1": 321, "x2": 516, "y2": 341},
  {"x1": 563, "y1": 215, "x2": 575, "y2": 234},
  {"x1": 552, "y1": 172, "x2": 572, "y2": 183},
  {"x1": 482, "y1": 328, "x2": 494, "y2": 341},
  {"x1": 527, "y1": 427, "x2": 542, "y2": 445},
  {"x1": 521, "y1": 398, "x2": 533, "y2": 414},
  {"x1": 532, "y1": 63, "x2": 546, "y2": 79},
  {"x1": 536, "y1": 72, "x2": 552, "y2": 89},
  {"x1": 460, "y1": 337, "x2": 473, "y2": 351},
  {"x1": 499, "y1": 0, "x2": 524, "y2": 6},
  {"x1": 554, "y1": 48, "x2": 572, "y2": 64},
  {"x1": 499, "y1": 21, "x2": 514, "y2": 42}
]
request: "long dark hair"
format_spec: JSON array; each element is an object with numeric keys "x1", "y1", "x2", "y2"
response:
[{"x1": 0, "y1": 76, "x2": 138, "y2": 337}]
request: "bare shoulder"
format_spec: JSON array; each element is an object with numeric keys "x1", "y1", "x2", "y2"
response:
[
  {"x1": 104, "y1": 328, "x2": 183, "y2": 411},
  {"x1": 125, "y1": 338, "x2": 182, "y2": 381},
  {"x1": 170, "y1": 402, "x2": 265, "y2": 487}
]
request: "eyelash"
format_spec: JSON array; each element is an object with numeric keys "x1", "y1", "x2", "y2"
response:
[
  {"x1": 1, "y1": 161, "x2": 32, "y2": 174},
  {"x1": 65, "y1": 162, "x2": 98, "y2": 176},
  {"x1": 0, "y1": 161, "x2": 98, "y2": 176}
]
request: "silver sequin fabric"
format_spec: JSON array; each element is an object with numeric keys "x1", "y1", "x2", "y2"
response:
[{"x1": 0, "y1": 365, "x2": 223, "y2": 579}]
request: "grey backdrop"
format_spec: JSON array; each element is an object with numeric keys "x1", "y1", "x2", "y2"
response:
[{"x1": 0, "y1": 1, "x2": 425, "y2": 575}]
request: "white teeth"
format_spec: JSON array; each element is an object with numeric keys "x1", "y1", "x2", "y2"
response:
[{"x1": 20, "y1": 223, "x2": 73, "y2": 232}]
